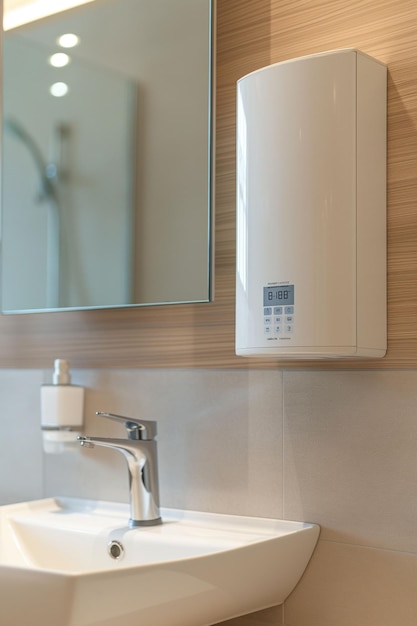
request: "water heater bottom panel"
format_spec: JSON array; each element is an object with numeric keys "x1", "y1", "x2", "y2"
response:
[{"x1": 236, "y1": 346, "x2": 387, "y2": 358}]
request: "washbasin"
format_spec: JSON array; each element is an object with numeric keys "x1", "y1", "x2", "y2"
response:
[{"x1": 0, "y1": 497, "x2": 319, "y2": 626}]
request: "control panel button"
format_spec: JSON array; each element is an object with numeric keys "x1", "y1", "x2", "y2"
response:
[
  {"x1": 284, "y1": 306, "x2": 294, "y2": 315},
  {"x1": 264, "y1": 307, "x2": 272, "y2": 316},
  {"x1": 273, "y1": 307, "x2": 283, "y2": 315}
]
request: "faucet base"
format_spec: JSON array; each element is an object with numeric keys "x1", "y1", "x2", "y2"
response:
[{"x1": 129, "y1": 517, "x2": 162, "y2": 528}]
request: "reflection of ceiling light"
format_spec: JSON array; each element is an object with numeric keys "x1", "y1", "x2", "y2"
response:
[
  {"x1": 3, "y1": 0, "x2": 96, "y2": 31},
  {"x1": 49, "y1": 52, "x2": 71, "y2": 67},
  {"x1": 57, "y1": 33, "x2": 80, "y2": 49},
  {"x1": 50, "y1": 82, "x2": 69, "y2": 97}
]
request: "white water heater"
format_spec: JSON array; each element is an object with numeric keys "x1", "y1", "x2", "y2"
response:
[{"x1": 236, "y1": 49, "x2": 387, "y2": 358}]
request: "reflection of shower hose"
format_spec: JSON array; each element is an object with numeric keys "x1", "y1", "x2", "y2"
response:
[{"x1": 4, "y1": 118, "x2": 61, "y2": 308}]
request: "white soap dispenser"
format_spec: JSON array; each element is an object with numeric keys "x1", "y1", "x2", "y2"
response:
[{"x1": 40, "y1": 358, "x2": 85, "y2": 453}]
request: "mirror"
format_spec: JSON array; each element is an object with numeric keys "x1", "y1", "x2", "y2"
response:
[{"x1": 1, "y1": 0, "x2": 213, "y2": 313}]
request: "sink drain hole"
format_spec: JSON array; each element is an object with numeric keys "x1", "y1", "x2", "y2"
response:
[{"x1": 108, "y1": 540, "x2": 124, "y2": 560}]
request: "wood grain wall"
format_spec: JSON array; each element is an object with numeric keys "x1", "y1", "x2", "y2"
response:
[{"x1": 1, "y1": 0, "x2": 417, "y2": 369}]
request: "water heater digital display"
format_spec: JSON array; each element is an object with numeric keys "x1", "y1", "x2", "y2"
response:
[
  {"x1": 235, "y1": 49, "x2": 387, "y2": 359},
  {"x1": 263, "y1": 285, "x2": 294, "y2": 306}
]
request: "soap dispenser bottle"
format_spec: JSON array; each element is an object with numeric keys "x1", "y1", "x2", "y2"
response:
[{"x1": 40, "y1": 358, "x2": 85, "y2": 453}]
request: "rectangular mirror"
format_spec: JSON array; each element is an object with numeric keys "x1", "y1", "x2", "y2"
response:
[{"x1": 1, "y1": 0, "x2": 213, "y2": 313}]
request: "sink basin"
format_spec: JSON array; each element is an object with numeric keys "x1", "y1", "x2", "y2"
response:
[{"x1": 0, "y1": 497, "x2": 319, "y2": 626}]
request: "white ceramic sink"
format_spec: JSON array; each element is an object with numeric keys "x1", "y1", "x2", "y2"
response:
[{"x1": 0, "y1": 497, "x2": 319, "y2": 626}]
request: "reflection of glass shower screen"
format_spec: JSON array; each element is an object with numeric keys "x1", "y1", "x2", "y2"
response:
[{"x1": 1, "y1": 36, "x2": 136, "y2": 312}]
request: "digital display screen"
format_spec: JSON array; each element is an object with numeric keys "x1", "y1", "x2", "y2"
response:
[{"x1": 263, "y1": 284, "x2": 294, "y2": 306}]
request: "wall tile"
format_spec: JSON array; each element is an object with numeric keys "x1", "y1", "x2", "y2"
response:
[
  {"x1": 283, "y1": 370, "x2": 417, "y2": 553},
  {"x1": 220, "y1": 605, "x2": 283, "y2": 625},
  {"x1": 0, "y1": 370, "x2": 44, "y2": 504},
  {"x1": 44, "y1": 369, "x2": 284, "y2": 519},
  {"x1": 284, "y1": 540, "x2": 417, "y2": 626}
]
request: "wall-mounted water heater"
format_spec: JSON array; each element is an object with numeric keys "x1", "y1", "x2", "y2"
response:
[{"x1": 236, "y1": 49, "x2": 387, "y2": 358}]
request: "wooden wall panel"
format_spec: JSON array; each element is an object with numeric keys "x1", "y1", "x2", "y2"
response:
[{"x1": 1, "y1": 0, "x2": 417, "y2": 369}]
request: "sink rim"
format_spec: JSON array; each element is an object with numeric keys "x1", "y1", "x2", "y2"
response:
[{"x1": 0, "y1": 496, "x2": 319, "y2": 576}]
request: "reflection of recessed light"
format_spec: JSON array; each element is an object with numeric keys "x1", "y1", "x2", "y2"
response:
[
  {"x1": 50, "y1": 82, "x2": 69, "y2": 97},
  {"x1": 57, "y1": 33, "x2": 80, "y2": 48},
  {"x1": 49, "y1": 52, "x2": 70, "y2": 67}
]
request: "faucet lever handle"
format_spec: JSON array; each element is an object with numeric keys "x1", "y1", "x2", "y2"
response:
[{"x1": 96, "y1": 412, "x2": 157, "y2": 441}]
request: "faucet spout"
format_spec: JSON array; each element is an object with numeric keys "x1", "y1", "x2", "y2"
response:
[{"x1": 78, "y1": 414, "x2": 161, "y2": 527}]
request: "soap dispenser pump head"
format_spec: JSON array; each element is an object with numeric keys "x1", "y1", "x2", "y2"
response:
[{"x1": 53, "y1": 358, "x2": 71, "y2": 385}]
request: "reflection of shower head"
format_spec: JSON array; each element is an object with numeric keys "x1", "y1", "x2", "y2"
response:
[
  {"x1": 4, "y1": 117, "x2": 57, "y2": 202},
  {"x1": 5, "y1": 118, "x2": 46, "y2": 175}
]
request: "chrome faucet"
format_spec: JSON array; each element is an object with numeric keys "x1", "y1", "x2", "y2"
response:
[{"x1": 78, "y1": 412, "x2": 161, "y2": 527}]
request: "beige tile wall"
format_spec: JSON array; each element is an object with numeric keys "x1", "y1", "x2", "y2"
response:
[
  {"x1": 0, "y1": 370, "x2": 44, "y2": 503},
  {"x1": 282, "y1": 371, "x2": 417, "y2": 626},
  {"x1": 43, "y1": 369, "x2": 284, "y2": 519},
  {"x1": 222, "y1": 371, "x2": 417, "y2": 626},
  {"x1": 222, "y1": 606, "x2": 283, "y2": 625},
  {"x1": 1, "y1": 368, "x2": 417, "y2": 625}
]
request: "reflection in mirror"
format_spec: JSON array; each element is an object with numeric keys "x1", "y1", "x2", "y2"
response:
[{"x1": 1, "y1": 0, "x2": 213, "y2": 313}]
